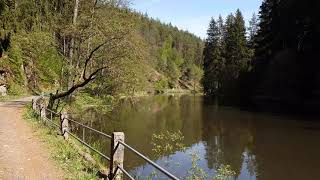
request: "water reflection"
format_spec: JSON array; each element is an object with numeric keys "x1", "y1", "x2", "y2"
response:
[{"x1": 72, "y1": 95, "x2": 320, "y2": 180}]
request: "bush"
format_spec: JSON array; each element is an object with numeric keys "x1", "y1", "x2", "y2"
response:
[{"x1": 154, "y1": 78, "x2": 168, "y2": 93}]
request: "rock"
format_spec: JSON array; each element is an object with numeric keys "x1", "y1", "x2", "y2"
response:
[
  {"x1": 0, "y1": 85, "x2": 7, "y2": 96},
  {"x1": 0, "y1": 70, "x2": 7, "y2": 83},
  {"x1": 147, "y1": 68, "x2": 164, "y2": 83}
]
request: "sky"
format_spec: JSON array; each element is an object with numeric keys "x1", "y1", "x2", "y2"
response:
[{"x1": 132, "y1": 0, "x2": 263, "y2": 38}]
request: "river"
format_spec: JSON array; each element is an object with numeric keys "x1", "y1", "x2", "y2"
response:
[{"x1": 72, "y1": 95, "x2": 320, "y2": 180}]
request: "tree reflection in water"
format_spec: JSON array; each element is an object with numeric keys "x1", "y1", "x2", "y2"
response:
[{"x1": 72, "y1": 95, "x2": 320, "y2": 180}]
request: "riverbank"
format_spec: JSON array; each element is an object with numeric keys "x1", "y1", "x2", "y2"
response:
[
  {"x1": 23, "y1": 105, "x2": 101, "y2": 179},
  {"x1": 67, "y1": 90, "x2": 203, "y2": 115}
]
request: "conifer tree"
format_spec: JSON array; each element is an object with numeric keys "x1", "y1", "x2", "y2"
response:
[
  {"x1": 234, "y1": 9, "x2": 250, "y2": 70},
  {"x1": 223, "y1": 10, "x2": 250, "y2": 79},
  {"x1": 203, "y1": 18, "x2": 224, "y2": 94},
  {"x1": 248, "y1": 13, "x2": 259, "y2": 48},
  {"x1": 255, "y1": 0, "x2": 276, "y2": 59},
  {"x1": 217, "y1": 15, "x2": 225, "y2": 46}
]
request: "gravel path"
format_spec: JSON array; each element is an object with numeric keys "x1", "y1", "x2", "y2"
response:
[{"x1": 0, "y1": 97, "x2": 63, "y2": 180}]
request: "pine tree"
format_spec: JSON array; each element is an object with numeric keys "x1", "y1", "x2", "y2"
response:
[
  {"x1": 255, "y1": 0, "x2": 277, "y2": 59},
  {"x1": 223, "y1": 14, "x2": 237, "y2": 79},
  {"x1": 217, "y1": 15, "x2": 225, "y2": 49},
  {"x1": 248, "y1": 13, "x2": 259, "y2": 48},
  {"x1": 234, "y1": 9, "x2": 250, "y2": 70},
  {"x1": 203, "y1": 18, "x2": 224, "y2": 95},
  {"x1": 215, "y1": 10, "x2": 251, "y2": 97}
]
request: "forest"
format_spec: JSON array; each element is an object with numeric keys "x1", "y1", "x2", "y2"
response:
[
  {"x1": 0, "y1": 0, "x2": 203, "y2": 108},
  {"x1": 1, "y1": 0, "x2": 319, "y2": 112},
  {"x1": 0, "y1": 0, "x2": 320, "y2": 179},
  {"x1": 203, "y1": 0, "x2": 320, "y2": 112}
]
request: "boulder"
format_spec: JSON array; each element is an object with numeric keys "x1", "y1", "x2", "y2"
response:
[{"x1": 0, "y1": 85, "x2": 7, "y2": 96}]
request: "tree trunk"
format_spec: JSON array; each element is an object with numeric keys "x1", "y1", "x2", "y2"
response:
[
  {"x1": 87, "y1": 0, "x2": 97, "y2": 68},
  {"x1": 68, "y1": 0, "x2": 80, "y2": 90},
  {"x1": 69, "y1": 0, "x2": 79, "y2": 61}
]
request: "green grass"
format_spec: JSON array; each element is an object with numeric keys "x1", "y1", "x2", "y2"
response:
[{"x1": 23, "y1": 105, "x2": 101, "y2": 180}]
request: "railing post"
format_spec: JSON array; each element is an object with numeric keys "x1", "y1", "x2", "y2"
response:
[
  {"x1": 40, "y1": 103, "x2": 46, "y2": 119},
  {"x1": 32, "y1": 98, "x2": 36, "y2": 111},
  {"x1": 110, "y1": 132, "x2": 125, "y2": 180},
  {"x1": 32, "y1": 97, "x2": 40, "y2": 111},
  {"x1": 60, "y1": 112, "x2": 69, "y2": 140}
]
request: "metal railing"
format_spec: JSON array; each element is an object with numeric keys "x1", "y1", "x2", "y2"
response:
[
  {"x1": 118, "y1": 140, "x2": 179, "y2": 180},
  {"x1": 33, "y1": 98, "x2": 180, "y2": 180}
]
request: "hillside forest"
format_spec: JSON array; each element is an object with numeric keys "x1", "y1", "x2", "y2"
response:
[
  {"x1": 0, "y1": 0, "x2": 319, "y2": 112},
  {"x1": 0, "y1": 0, "x2": 203, "y2": 107}
]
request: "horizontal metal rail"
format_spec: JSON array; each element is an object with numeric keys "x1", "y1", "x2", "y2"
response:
[
  {"x1": 115, "y1": 166, "x2": 135, "y2": 180},
  {"x1": 118, "y1": 141, "x2": 179, "y2": 180},
  {"x1": 44, "y1": 117, "x2": 61, "y2": 129},
  {"x1": 66, "y1": 117, "x2": 112, "y2": 139},
  {"x1": 45, "y1": 108, "x2": 60, "y2": 116},
  {"x1": 66, "y1": 130, "x2": 111, "y2": 161},
  {"x1": 34, "y1": 101, "x2": 180, "y2": 180},
  {"x1": 38, "y1": 108, "x2": 60, "y2": 129}
]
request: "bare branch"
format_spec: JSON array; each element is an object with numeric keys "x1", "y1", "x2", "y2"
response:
[
  {"x1": 82, "y1": 36, "x2": 126, "y2": 80},
  {"x1": 83, "y1": 41, "x2": 108, "y2": 79}
]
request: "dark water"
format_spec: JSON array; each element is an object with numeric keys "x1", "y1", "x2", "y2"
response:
[{"x1": 72, "y1": 95, "x2": 320, "y2": 180}]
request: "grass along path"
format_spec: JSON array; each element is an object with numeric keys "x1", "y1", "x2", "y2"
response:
[
  {"x1": 0, "y1": 97, "x2": 100, "y2": 179},
  {"x1": 23, "y1": 104, "x2": 101, "y2": 179}
]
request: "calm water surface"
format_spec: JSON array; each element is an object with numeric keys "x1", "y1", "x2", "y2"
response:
[{"x1": 72, "y1": 95, "x2": 320, "y2": 180}]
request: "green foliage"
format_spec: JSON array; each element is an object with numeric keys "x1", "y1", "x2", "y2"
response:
[
  {"x1": 248, "y1": 13, "x2": 259, "y2": 48},
  {"x1": 16, "y1": 32, "x2": 62, "y2": 79},
  {"x1": 70, "y1": 92, "x2": 114, "y2": 113},
  {"x1": 151, "y1": 130, "x2": 236, "y2": 180},
  {"x1": 4, "y1": 40, "x2": 25, "y2": 83},
  {"x1": 187, "y1": 152, "x2": 208, "y2": 180},
  {"x1": 213, "y1": 165, "x2": 236, "y2": 180},
  {"x1": 135, "y1": 13, "x2": 204, "y2": 90},
  {"x1": 151, "y1": 130, "x2": 186, "y2": 158},
  {"x1": 9, "y1": 32, "x2": 63, "y2": 91},
  {"x1": 189, "y1": 64, "x2": 204, "y2": 84},
  {"x1": 0, "y1": 0, "x2": 204, "y2": 99},
  {"x1": 203, "y1": 9, "x2": 253, "y2": 96},
  {"x1": 186, "y1": 151, "x2": 236, "y2": 180},
  {"x1": 203, "y1": 17, "x2": 225, "y2": 94},
  {"x1": 154, "y1": 78, "x2": 168, "y2": 94},
  {"x1": 145, "y1": 170, "x2": 159, "y2": 180},
  {"x1": 0, "y1": 31, "x2": 62, "y2": 95},
  {"x1": 6, "y1": 80, "x2": 26, "y2": 95},
  {"x1": 157, "y1": 35, "x2": 185, "y2": 87}
]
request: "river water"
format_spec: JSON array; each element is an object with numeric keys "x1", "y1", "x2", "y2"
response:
[{"x1": 72, "y1": 95, "x2": 320, "y2": 180}]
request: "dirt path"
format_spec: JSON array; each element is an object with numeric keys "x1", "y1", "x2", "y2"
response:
[{"x1": 0, "y1": 97, "x2": 63, "y2": 180}]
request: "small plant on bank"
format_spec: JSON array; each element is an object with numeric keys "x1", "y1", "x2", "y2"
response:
[
  {"x1": 151, "y1": 130, "x2": 236, "y2": 180},
  {"x1": 213, "y1": 165, "x2": 236, "y2": 180},
  {"x1": 149, "y1": 130, "x2": 186, "y2": 178},
  {"x1": 186, "y1": 151, "x2": 208, "y2": 180},
  {"x1": 151, "y1": 130, "x2": 186, "y2": 158}
]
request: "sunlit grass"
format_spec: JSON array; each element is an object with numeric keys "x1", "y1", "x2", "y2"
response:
[{"x1": 23, "y1": 105, "x2": 100, "y2": 180}]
